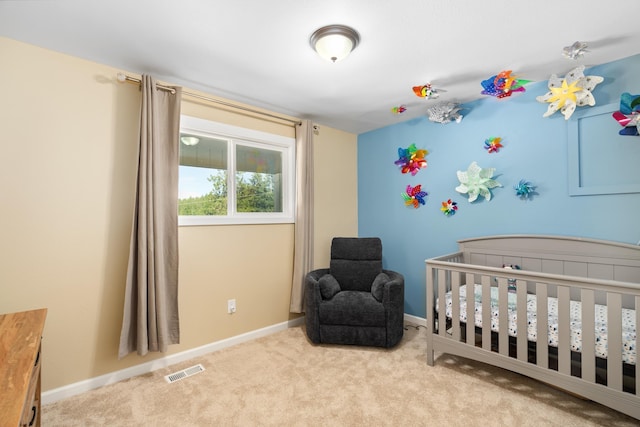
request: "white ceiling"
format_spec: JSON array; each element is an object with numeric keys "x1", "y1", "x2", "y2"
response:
[{"x1": 1, "y1": 0, "x2": 639, "y2": 134}]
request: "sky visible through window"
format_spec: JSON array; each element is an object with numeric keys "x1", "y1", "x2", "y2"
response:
[{"x1": 179, "y1": 166, "x2": 217, "y2": 199}]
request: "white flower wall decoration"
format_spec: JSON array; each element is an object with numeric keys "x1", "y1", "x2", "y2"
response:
[
  {"x1": 455, "y1": 161, "x2": 502, "y2": 202},
  {"x1": 536, "y1": 65, "x2": 603, "y2": 120}
]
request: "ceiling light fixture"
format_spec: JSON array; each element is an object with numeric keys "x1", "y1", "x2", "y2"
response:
[
  {"x1": 180, "y1": 136, "x2": 200, "y2": 146},
  {"x1": 309, "y1": 24, "x2": 360, "y2": 63}
]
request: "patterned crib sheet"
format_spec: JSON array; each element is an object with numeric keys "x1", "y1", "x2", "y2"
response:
[{"x1": 440, "y1": 284, "x2": 637, "y2": 365}]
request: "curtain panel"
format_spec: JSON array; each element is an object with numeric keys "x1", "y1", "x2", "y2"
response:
[
  {"x1": 289, "y1": 120, "x2": 314, "y2": 313},
  {"x1": 119, "y1": 75, "x2": 182, "y2": 358}
]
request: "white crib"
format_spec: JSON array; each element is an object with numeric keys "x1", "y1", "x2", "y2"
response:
[{"x1": 426, "y1": 235, "x2": 640, "y2": 420}]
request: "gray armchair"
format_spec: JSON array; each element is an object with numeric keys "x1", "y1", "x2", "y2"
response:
[{"x1": 304, "y1": 237, "x2": 404, "y2": 348}]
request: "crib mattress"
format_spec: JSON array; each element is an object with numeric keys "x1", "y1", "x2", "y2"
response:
[{"x1": 440, "y1": 284, "x2": 637, "y2": 365}]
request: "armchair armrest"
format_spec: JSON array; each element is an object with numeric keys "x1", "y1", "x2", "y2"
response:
[
  {"x1": 306, "y1": 268, "x2": 330, "y2": 282},
  {"x1": 303, "y1": 268, "x2": 329, "y2": 344},
  {"x1": 304, "y1": 268, "x2": 330, "y2": 302},
  {"x1": 381, "y1": 269, "x2": 405, "y2": 347},
  {"x1": 381, "y1": 269, "x2": 404, "y2": 306}
]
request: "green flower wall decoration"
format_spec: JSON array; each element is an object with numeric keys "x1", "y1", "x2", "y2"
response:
[{"x1": 455, "y1": 161, "x2": 502, "y2": 202}]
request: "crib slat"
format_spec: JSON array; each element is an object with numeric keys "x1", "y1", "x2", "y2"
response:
[
  {"x1": 580, "y1": 289, "x2": 596, "y2": 383},
  {"x1": 536, "y1": 283, "x2": 548, "y2": 368},
  {"x1": 438, "y1": 272, "x2": 447, "y2": 338},
  {"x1": 497, "y1": 278, "x2": 509, "y2": 356},
  {"x1": 466, "y1": 273, "x2": 475, "y2": 346},
  {"x1": 558, "y1": 286, "x2": 571, "y2": 375},
  {"x1": 481, "y1": 276, "x2": 491, "y2": 351},
  {"x1": 426, "y1": 265, "x2": 435, "y2": 366},
  {"x1": 516, "y1": 280, "x2": 527, "y2": 362},
  {"x1": 451, "y1": 273, "x2": 461, "y2": 341},
  {"x1": 607, "y1": 293, "x2": 623, "y2": 391},
  {"x1": 637, "y1": 296, "x2": 640, "y2": 396}
]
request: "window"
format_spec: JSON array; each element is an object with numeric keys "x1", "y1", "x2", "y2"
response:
[{"x1": 178, "y1": 115, "x2": 295, "y2": 226}]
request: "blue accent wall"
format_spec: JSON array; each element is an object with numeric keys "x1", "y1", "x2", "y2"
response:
[{"x1": 358, "y1": 54, "x2": 640, "y2": 318}]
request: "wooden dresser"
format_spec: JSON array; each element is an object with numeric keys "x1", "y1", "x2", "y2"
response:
[{"x1": 0, "y1": 309, "x2": 47, "y2": 427}]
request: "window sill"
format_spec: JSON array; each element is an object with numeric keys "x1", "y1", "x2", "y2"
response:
[{"x1": 179, "y1": 215, "x2": 295, "y2": 226}]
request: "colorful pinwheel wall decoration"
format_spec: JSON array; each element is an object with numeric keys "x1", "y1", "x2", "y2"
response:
[
  {"x1": 484, "y1": 137, "x2": 503, "y2": 153},
  {"x1": 394, "y1": 143, "x2": 428, "y2": 175},
  {"x1": 612, "y1": 92, "x2": 640, "y2": 136},
  {"x1": 402, "y1": 184, "x2": 428, "y2": 208},
  {"x1": 536, "y1": 65, "x2": 603, "y2": 120},
  {"x1": 391, "y1": 105, "x2": 407, "y2": 115},
  {"x1": 481, "y1": 70, "x2": 530, "y2": 99},
  {"x1": 441, "y1": 199, "x2": 458, "y2": 216},
  {"x1": 412, "y1": 83, "x2": 443, "y2": 100}
]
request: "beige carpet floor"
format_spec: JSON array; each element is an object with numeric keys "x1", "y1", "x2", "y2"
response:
[{"x1": 43, "y1": 324, "x2": 639, "y2": 426}]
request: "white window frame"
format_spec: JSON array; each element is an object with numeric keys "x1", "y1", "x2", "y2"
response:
[{"x1": 179, "y1": 115, "x2": 295, "y2": 226}]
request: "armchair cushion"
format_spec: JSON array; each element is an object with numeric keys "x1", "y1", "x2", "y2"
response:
[
  {"x1": 318, "y1": 291, "x2": 386, "y2": 326},
  {"x1": 330, "y1": 238, "x2": 382, "y2": 292},
  {"x1": 319, "y1": 274, "x2": 341, "y2": 300},
  {"x1": 370, "y1": 272, "x2": 389, "y2": 302}
]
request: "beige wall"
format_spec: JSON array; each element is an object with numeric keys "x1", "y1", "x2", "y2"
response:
[
  {"x1": 312, "y1": 125, "x2": 359, "y2": 268},
  {"x1": 0, "y1": 37, "x2": 357, "y2": 391}
]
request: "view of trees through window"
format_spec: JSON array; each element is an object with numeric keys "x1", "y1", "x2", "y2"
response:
[
  {"x1": 178, "y1": 169, "x2": 281, "y2": 215},
  {"x1": 178, "y1": 116, "x2": 294, "y2": 225}
]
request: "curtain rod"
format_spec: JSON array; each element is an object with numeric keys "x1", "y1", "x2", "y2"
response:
[{"x1": 116, "y1": 73, "x2": 301, "y2": 126}]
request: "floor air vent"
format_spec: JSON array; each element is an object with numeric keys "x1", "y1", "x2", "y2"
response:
[{"x1": 164, "y1": 364, "x2": 205, "y2": 384}]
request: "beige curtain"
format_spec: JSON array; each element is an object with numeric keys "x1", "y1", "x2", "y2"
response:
[
  {"x1": 119, "y1": 75, "x2": 182, "y2": 358},
  {"x1": 289, "y1": 120, "x2": 314, "y2": 313}
]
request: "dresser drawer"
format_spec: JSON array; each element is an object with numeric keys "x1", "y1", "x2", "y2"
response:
[
  {"x1": 0, "y1": 309, "x2": 47, "y2": 427},
  {"x1": 19, "y1": 346, "x2": 42, "y2": 426}
]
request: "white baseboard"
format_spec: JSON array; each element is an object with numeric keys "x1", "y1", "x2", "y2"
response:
[
  {"x1": 404, "y1": 313, "x2": 427, "y2": 327},
  {"x1": 43, "y1": 314, "x2": 423, "y2": 405},
  {"x1": 42, "y1": 317, "x2": 305, "y2": 405}
]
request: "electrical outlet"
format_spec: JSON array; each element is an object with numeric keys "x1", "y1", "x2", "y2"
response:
[{"x1": 227, "y1": 299, "x2": 236, "y2": 314}]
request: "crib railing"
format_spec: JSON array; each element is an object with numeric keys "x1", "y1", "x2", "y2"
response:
[{"x1": 426, "y1": 254, "x2": 640, "y2": 418}]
